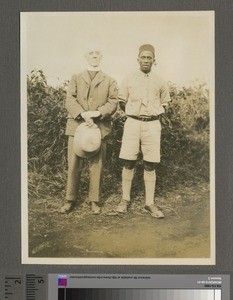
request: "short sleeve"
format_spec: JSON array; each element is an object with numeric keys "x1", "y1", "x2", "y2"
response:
[
  {"x1": 160, "y1": 81, "x2": 171, "y2": 106},
  {"x1": 118, "y1": 78, "x2": 129, "y2": 103}
]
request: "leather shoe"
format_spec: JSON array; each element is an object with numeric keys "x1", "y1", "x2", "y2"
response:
[
  {"x1": 60, "y1": 201, "x2": 76, "y2": 214},
  {"x1": 116, "y1": 200, "x2": 129, "y2": 213},
  {"x1": 144, "y1": 204, "x2": 164, "y2": 219},
  {"x1": 91, "y1": 202, "x2": 101, "y2": 214}
]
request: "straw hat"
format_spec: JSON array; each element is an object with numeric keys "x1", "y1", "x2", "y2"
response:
[{"x1": 73, "y1": 123, "x2": 101, "y2": 158}]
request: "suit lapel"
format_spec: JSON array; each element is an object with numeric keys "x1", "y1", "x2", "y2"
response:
[
  {"x1": 80, "y1": 71, "x2": 90, "y2": 110},
  {"x1": 81, "y1": 70, "x2": 91, "y2": 85},
  {"x1": 92, "y1": 70, "x2": 105, "y2": 87}
]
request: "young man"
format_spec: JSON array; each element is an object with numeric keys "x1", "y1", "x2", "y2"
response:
[
  {"x1": 117, "y1": 44, "x2": 171, "y2": 218},
  {"x1": 60, "y1": 46, "x2": 118, "y2": 214}
]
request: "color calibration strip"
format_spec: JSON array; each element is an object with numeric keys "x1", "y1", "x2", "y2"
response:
[{"x1": 58, "y1": 289, "x2": 221, "y2": 300}]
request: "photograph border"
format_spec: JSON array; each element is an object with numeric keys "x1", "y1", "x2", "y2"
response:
[
  {"x1": 2, "y1": 1, "x2": 233, "y2": 299},
  {"x1": 20, "y1": 11, "x2": 215, "y2": 265}
]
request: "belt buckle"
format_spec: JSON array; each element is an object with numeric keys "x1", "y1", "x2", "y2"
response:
[
  {"x1": 139, "y1": 116, "x2": 147, "y2": 121},
  {"x1": 143, "y1": 116, "x2": 150, "y2": 121}
]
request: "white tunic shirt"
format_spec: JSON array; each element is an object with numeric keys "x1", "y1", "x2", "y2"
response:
[{"x1": 118, "y1": 70, "x2": 171, "y2": 116}]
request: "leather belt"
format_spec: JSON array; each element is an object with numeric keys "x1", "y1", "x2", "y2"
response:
[{"x1": 127, "y1": 115, "x2": 159, "y2": 122}]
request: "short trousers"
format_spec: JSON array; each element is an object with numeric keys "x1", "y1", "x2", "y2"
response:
[{"x1": 119, "y1": 117, "x2": 161, "y2": 163}]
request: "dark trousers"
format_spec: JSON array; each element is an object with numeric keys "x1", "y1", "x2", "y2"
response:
[{"x1": 66, "y1": 136, "x2": 106, "y2": 202}]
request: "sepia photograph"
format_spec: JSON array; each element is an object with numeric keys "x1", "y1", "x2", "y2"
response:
[{"x1": 21, "y1": 11, "x2": 215, "y2": 264}]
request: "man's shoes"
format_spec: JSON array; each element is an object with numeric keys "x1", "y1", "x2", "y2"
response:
[
  {"x1": 91, "y1": 202, "x2": 101, "y2": 214},
  {"x1": 144, "y1": 204, "x2": 164, "y2": 219},
  {"x1": 60, "y1": 201, "x2": 76, "y2": 214},
  {"x1": 116, "y1": 200, "x2": 129, "y2": 213}
]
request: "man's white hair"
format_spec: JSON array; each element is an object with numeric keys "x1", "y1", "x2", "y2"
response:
[{"x1": 84, "y1": 43, "x2": 103, "y2": 55}]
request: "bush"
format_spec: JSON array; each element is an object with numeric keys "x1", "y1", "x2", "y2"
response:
[
  {"x1": 28, "y1": 70, "x2": 68, "y2": 173},
  {"x1": 27, "y1": 70, "x2": 210, "y2": 198}
]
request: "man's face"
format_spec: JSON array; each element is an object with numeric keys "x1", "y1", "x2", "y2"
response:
[
  {"x1": 138, "y1": 50, "x2": 155, "y2": 73},
  {"x1": 85, "y1": 50, "x2": 102, "y2": 67}
]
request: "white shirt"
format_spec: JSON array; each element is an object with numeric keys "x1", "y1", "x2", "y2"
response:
[{"x1": 118, "y1": 70, "x2": 171, "y2": 116}]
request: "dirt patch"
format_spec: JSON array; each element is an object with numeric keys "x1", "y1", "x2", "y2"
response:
[{"x1": 28, "y1": 182, "x2": 210, "y2": 259}]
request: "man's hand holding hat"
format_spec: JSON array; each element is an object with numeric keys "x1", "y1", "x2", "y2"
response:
[{"x1": 81, "y1": 110, "x2": 101, "y2": 127}]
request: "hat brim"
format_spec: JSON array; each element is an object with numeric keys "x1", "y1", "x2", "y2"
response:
[
  {"x1": 75, "y1": 146, "x2": 100, "y2": 159},
  {"x1": 73, "y1": 123, "x2": 101, "y2": 158}
]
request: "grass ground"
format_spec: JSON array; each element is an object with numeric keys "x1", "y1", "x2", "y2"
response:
[{"x1": 28, "y1": 178, "x2": 210, "y2": 259}]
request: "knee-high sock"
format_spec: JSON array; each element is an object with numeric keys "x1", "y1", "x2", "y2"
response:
[
  {"x1": 144, "y1": 170, "x2": 156, "y2": 206},
  {"x1": 122, "y1": 167, "x2": 134, "y2": 201}
]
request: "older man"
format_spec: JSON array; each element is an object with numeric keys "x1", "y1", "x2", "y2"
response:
[
  {"x1": 60, "y1": 46, "x2": 118, "y2": 214},
  {"x1": 117, "y1": 44, "x2": 171, "y2": 218}
]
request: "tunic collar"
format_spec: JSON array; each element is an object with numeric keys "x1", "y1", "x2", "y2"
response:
[{"x1": 139, "y1": 69, "x2": 152, "y2": 78}]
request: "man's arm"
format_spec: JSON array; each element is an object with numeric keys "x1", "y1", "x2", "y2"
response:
[
  {"x1": 65, "y1": 75, "x2": 85, "y2": 119},
  {"x1": 97, "y1": 78, "x2": 118, "y2": 119},
  {"x1": 160, "y1": 80, "x2": 171, "y2": 107},
  {"x1": 159, "y1": 81, "x2": 171, "y2": 125},
  {"x1": 117, "y1": 77, "x2": 129, "y2": 112},
  {"x1": 118, "y1": 99, "x2": 126, "y2": 112}
]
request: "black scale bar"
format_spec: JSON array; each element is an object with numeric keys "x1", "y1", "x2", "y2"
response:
[
  {"x1": 4, "y1": 276, "x2": 24, "y2": 299},
  {"x1": 4, "y1": 275, "x2": 46, "y2": 300}
]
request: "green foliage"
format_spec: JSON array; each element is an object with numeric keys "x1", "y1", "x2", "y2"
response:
[
  {"x1": 159, "y1": 83, "x2": 210, "y2": 186},
  {"x1": 28, "y1": 70, "x2": 68, "y2": 174},
  {"x1": 27, "y1": 70, "x2": 210, "y2": 199}
]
